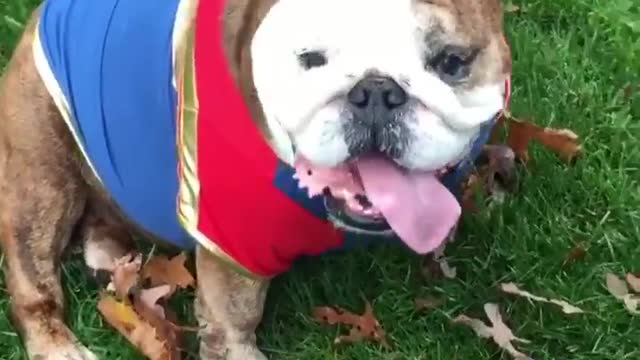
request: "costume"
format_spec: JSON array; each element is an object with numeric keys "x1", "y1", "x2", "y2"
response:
[{"x1": 34, "y1": 0, "x2": 509, "y2": 277}]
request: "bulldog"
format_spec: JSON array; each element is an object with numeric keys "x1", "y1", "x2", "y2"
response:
[{"x1": 0, "y1": 0, "x2": 511, "y2": 359}]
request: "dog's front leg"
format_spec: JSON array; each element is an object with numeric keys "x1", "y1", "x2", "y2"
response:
[{"x1": 195, "y1": 246, "x2": 270, "y2": 360}]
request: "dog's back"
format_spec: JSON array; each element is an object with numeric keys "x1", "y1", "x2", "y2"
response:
[{"x1": 36, "y1": 0, "x2": 192, "y2": 245}]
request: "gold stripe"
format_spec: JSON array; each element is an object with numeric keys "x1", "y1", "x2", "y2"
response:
[
  {"x1": 174, "y1": 10, "x2": 263, "y2": 279},
  {"x1": 171, "y1": 0, "x2": 199, "y2": 90}
]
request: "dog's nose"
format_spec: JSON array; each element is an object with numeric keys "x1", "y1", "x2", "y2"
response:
[
  {"x1": 345, "y1": 76, "x2": 409, "y2": 158},
  {"x1": 347, "y1": 76, "x2": 407, "y2": 111}
]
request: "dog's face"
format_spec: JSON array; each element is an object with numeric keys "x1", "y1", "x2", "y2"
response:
[{"x1": 251, "y1": 0, "x2": 511, "y2": 171}]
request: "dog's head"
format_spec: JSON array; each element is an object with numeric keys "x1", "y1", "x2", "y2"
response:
[{"x1": 224, "y1": 0, "x2": 511, "y2": 252}]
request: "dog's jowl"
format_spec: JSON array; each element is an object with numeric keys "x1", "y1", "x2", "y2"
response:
[{"x1": 0, "y1": 0, "x2": 511, "y2": 359}]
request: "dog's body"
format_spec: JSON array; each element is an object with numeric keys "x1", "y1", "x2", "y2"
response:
[{"x1": 0, "y1": 0, "x2": 511, "y2": 359}]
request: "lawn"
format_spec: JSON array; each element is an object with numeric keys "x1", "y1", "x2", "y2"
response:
[{"x1": 1, "y1": 0, "x2": 639, "y2": 359}]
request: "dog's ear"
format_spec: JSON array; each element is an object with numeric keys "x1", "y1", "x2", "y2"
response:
[
  {"x1": 222, "y1": 0, "x2": 277, "y2": 83},
  {"x1": 222, "y1": 0, "x2": 295, "y2": 163}
]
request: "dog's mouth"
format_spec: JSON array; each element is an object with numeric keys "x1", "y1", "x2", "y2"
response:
[
  {"x1": 294, "y1": 155, "x2": 461, "y2": 254},
  {"x1": 323, "y1": 194, "x2": 391, "y2": 234}
]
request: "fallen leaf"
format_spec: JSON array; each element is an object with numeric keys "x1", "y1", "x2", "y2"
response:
[
  {"x1": 606, "y1": 273, "x2": 630, "y2": 298},
  {"x1": 132, "y1": 293, "x2": 182, "y2": 359},
  {"x1": 483, "y1": 145, "x2": 518, "y2": 192},
  {"x1": 432, "y1": 241, "x2": 457, "y2": 279},
  {"x1": 420, "y1": 256, "x2": 444, "y2": 280},
  {"x1": 453, "y1": 303, "x2": 532, "y2": 360},
  {"x1": 562, "y1": 244, "x2": 587, "y2": 267},
  {"x1": 506, "y1": 117, "x2": 538, "y2": 164},
  {"x1": 623, "y1": 84, "x2": 636, "y2": 102},
  {"x1": 415, "y1": 297, "x2": 445, "y2": 311},
  {"x1": 625, "y1": 273, "x2": 640, "y2": 293},
  {"x1": 335, "y1": 328, "x2": 365, "y2": 346},
  {"x1": 504, "y1": 113, "x2": 582, "y2": 164},
  {"x1": 108, "y1": 254, "x2": 143, "y2": 300},
  {"x1": 139, "y1": 285, "x2": 173, "y2": 318},
  {"x1": 500, "y1": 283, "x2": 584, "y2": 314},
  {"x1": 98, "y1": 294, "x2": 179, "y2": 360},
  {"x1": 101, "y1": 252, "x2": 190, "y2": 358},
  {"x1": 421, "y1": 245, "x2": 456, "y2": 279},
  {"x1": 312, "y1": 301, "x2": 389, "y2": 348},
  {"x1": 99, "y1": 294, "x2": 140, "y2": 329},
  {"x1": 535, "y1": 128, "x2": 582, "y2": 163},
  {"x1": 461, "y1": 173, "x2": 482, "y2": 213},
  {"x1": 605, "y1": 273, "x2": 640, "y2": 314},
  {"x1": 462, "y1": 145, "x2": 518, "y2": 213},
  {"x1": 504, "y1": 3, "x2": 521, "y2": 14},
  {"x1": 142, "y1": 252, "x2": 195, "y2": 292}
]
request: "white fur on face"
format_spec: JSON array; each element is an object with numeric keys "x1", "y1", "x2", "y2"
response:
[{"x1": 251, "y1": 0, "x2": 506, "y2": 170}]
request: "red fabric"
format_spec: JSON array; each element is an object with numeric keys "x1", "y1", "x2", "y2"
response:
[{"x1": 193, "y1": 0, "x2": 344, "y2": 277}]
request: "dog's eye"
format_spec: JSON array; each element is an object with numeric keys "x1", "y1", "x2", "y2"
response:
[
  {"x1": 428, "y1": 45, "x2": 478, "y2": 83},
  {"x1": 298, "y1": 50, "x2": 327, "y2": 70}
]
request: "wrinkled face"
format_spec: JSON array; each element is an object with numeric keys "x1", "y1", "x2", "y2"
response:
[{"x1": 251, "y1": 0, "x2": 510, "y2": 170}]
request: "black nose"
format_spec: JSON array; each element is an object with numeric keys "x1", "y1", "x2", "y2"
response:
[
  {"x1": 347, "y1": 76, "x2": 407, "y2": 111},
  {"x1": 344, "y1": 76, "x2": 409, "y2": 159}
]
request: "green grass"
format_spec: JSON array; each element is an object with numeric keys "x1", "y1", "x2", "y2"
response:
[{"x1": 1, "y1": 0, "x2": 640, "y2": 359}]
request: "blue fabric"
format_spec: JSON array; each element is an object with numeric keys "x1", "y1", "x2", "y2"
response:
[
  {"x1": 38, "y1": 0, "x2": 192, "y2": 247},
  {"x1": 441, "y1": 117, "x2": 496, "y2": 197}
]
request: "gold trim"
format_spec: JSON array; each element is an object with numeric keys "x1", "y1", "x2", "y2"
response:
[{"x1": 172, "y1": 0, "x2": 199, "y2": 90}]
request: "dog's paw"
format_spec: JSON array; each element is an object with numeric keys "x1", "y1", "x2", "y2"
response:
[
  {"x1": 226, "y1": 344, "x2": 268, "y2": 360},
  {"x1": 200, "y1": 342, "x2": 267, "y2": 360},
  {"x1": 28, "y1": 343, "x2": 98, "y2": 360}
]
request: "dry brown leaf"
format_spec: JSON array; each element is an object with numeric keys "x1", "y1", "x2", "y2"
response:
[
  {"x1": 453, "y1": 303, "x2": 532, "y2": 360},
  {"x1": 562, "y1": 244, "x2": 587, "y2": 267},
  {"x1": 504, "y1": 4, "x2": 520, "y2": 13},
  {"x1": 335, "y1": 328, "x2": 365, "y2": 346},
  {"x1": 421, "y1": 247, "x2": 456, "y2": 279},
  {"x1": 535, "y1": 128, "x2": 582, "y2": 163},
  {"x1": 503, "y1": 3, "x2": 524, "y2": 14},
  {"x1": 139, "y1": 285, "x2": 173, "y2": 318},
  {"x1": 101, "y1": 252, "x2": 189, "y2": 358},
  {"x1": 108, "y1": 254, "x2": 143, "y2": 300},
  {"x1": 625, "y1": 273, "x2": 640, "y2": 293},
  {"x1": 504, "y1": 113, "x2": 582, "y2": 164},
  {"x1": 483, "y1": 145, "x2": 518, "y2": 191},
  {"x1": 98, "y1": 294, "x2": 178, "y2": 360},
  {"x1": 433, "y1": 242, "x2": 457, "y2": 279},
  {"x1": 500, "y1": 283, "x2": 584, "y2": 314},
  {"x1": 132, "y1": 293, "x2": 182, "y2": 359},
  {"x1": 606, "y1": 273, "x2": 630, "y2": 298},
  {"x1": 415, "y1": 297, "x2": 445, "y2": 311},
  {"x1": 420, "y1": 255, "x2": 445, "y2": 280},
  {"x1": 605, "y1": 273, "x2": 640, "y2": 315},
  {"x1": 312, "y1": 301, "x2": 389, "y2": 348},
  {"x1": 462, "y1": 145, "x2": 517, "y2": 213},
  {"x1": 623, "y1": 84, "x2": 636, "y2": 102},
  {"x1": 142, "y1": 252, "x2": 195, "y2": 292},
  {"x1": 461, "y1": 173, "x2": 482, "y2": 213},
  {"x1": 506, "y1": 117, "x2": 538, "y2": 164}
]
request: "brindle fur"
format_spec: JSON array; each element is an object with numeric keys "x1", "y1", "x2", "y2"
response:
[{"x1": 0, "y1": 1, "x2": 508, "y2": 359}]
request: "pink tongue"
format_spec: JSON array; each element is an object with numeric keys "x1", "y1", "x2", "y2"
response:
[{"x1": 355, "y1": 157, "x2": 461, "y2": 254}]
